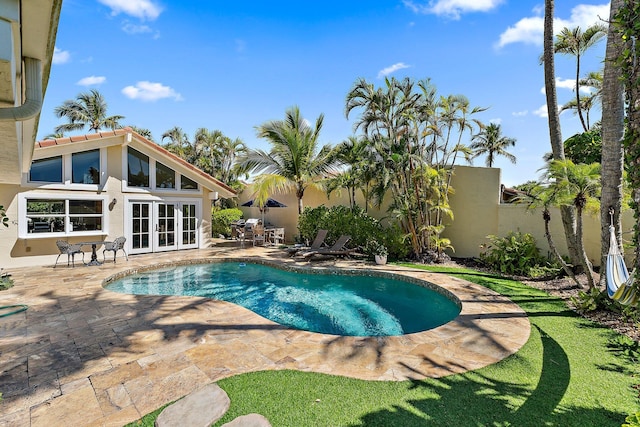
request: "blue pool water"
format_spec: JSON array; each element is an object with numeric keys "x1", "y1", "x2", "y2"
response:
[{"x1": 104, "y1": 262, "x2": 461, "y2": 336}]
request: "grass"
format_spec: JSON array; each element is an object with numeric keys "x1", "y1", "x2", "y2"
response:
[{"x1": 127, "y1": 264, "x2": 640, "y2": 427}]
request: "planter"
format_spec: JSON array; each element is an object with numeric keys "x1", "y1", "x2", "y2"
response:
[{"x1": 374, "y1": 254, "x2": 387, "y2": 265}]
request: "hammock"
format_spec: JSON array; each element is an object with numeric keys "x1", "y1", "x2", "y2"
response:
[{"x1": 606, "y1": 224, "x2": 639, "y2": 306}]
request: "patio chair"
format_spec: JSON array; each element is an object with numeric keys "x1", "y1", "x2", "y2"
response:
[
  {"x1": 54, "y1": 240, "x2": 85, "y2": 268},
  {"x1": 252, "y1": 225, "x2": 266, "y2": 246},
  {"x1": 103, "y1": 236, "x2": 128, "y2": 263},
  {"x1": 287, "y1": 229, "x2": 328, "y2": 256},
  {"x1": 270, "y1": 227, "x2": 285, "y2": 246},
  {"x1": 299, "y1": 235, "x2": 353, "y2": 259}
]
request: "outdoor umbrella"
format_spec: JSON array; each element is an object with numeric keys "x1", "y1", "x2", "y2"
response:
[{"x1": 241, "y1": 198, "x2": 287, "y2": 224}]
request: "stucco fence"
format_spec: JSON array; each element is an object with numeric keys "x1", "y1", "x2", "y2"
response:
[{"x1": 239, "y1": 165, "x2": 634, "y2": 268}]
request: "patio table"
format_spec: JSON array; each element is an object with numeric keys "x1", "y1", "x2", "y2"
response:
[{"x1": 78, "y1": 240, "x2": 111, "y2": 266}]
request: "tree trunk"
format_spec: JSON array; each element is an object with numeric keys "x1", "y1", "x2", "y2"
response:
[
  {"x1": 543, "y1": 209, "x2": 580, "y2": 286},
  {"x1": 599, "y1": 0, "x2": 626, "y2": 287},
  {"x1": 543, "y1": 0, "x2": 583, "y2": 271},
  {"x1": 576, "y1": 206, "x2": 596, "y2": 289}
]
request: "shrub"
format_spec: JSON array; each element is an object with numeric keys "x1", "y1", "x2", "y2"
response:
[
  {"x1": 211, "y1": 208, "x2": 243, "y2": 237},
  {"x1": 297, "y1": 205, "x2": 408, "y2": 260},
  {"x1": 0, "y1": 276, "x2": 14, "y2": 291},
  {"x1": 479, "y1": 231, "x2": 555, "y2": 277}
]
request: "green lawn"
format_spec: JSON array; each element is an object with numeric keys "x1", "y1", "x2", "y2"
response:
[{"x1": 129, "y1": 265, "x2": 640, "y2": 427}]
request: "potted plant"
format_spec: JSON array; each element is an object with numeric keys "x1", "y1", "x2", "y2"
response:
[{"x1": 366, "y1": 239, "x2": 388, "y2": 265}]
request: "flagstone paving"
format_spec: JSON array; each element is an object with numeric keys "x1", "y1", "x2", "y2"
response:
[{"x1": 0, "y1": 243, "x2": 530, "y2": 426}]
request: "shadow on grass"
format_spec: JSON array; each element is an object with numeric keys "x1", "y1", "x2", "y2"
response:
[{"x1": 350, "y1": 325, "x2": 623, "y2": 426}]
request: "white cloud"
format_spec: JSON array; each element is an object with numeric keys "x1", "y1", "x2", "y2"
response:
[
  {"x1": 533, "y1": 104, "x2": 548, "y2": 118},
  {"x1": 122, "y1": 81, "x2": 183, "y2": 102},
  {"x1": 512, "y1": 110, "x2": 528, "y2": 117},
  {"x1": 122, "y1": 21, "x2": 153, "y2": 35},
  {"x1": 377, "y1": 62, "x2": 410, "y2": 79},
  {"x1": 98, "y1": 0, "x2": 162, "y2": 21},
  {"x1": 77, "y1": 76, "x2": 106, "y2": 86},
  {"x1": 403, "y1": 0, "x2": 504, "y2": 19},
  {"x1": 496, "y1": 3, "x2": 609, "y2": 48},
  {"x1": 539, "y1": 77, "x2": 594, "y2": 94},
  {"x1": 52, "y1": 47, "x2": 70, "y2": 64}
]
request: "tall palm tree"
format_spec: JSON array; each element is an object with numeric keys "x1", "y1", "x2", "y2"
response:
[
  {"x1": 600, "y1": 0, "x2": 625, "y2": 287},
  {"x1": 560, "y1": 70, "x2": 602, "y2": 130},
  {"x1": 241, "y1": 106, "x2": 340, "y2": 214},
  {"x1": 470, "y1": 123, "x2": 517, "y2": 167},
  {"x1": 53, "y1": 89, "x2": 124, "y2": 135},
  {"x1": 543, "y1": 0, "x2": 583, "y2": 273},
  {"x1": 553, "y1": 24, "x2": 607, "y2": 132}
]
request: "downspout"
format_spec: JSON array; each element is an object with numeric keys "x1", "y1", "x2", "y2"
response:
[{"x1": 0, "y1": 57, "x2": 42, "y2": 121}]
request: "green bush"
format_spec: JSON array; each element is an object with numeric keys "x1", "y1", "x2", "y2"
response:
[
  {"x1": 297, "y1": 206, "x2": 408, "y2": 261},
  {"x1": 0, "y1": 276, "x2": 14, "y2": 291},
  {"x1": 479, "y1": 231, "x2": 555, "y2": 277},
  {"x1": 211, "y1": 208, "x2": 243, "y2": 237}
]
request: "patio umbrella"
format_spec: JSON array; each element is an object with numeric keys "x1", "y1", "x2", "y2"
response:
[{"x1": 241, "y1": 198, "x2": 287, "y2": 224}]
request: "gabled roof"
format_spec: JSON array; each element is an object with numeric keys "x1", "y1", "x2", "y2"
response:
[{"x1": 34, "y1": 127, "x2": 237, "y2": 198}]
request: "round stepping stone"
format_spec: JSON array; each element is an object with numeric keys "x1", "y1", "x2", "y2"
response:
[
  {"x1": 222, "y1": 413, "x2": 272, "y2": 427},
  {"x1": 155, "y1": 383, "x2": 230, "y2": 427}
]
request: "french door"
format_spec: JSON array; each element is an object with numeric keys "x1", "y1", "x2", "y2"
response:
[{"x1": 128, "y1": 200, "x2": 200, "y2": 254}]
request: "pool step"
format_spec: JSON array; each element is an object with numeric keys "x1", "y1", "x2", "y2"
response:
[{"x1": 154, "y1": 383, "x2": 271, "y2": 427}]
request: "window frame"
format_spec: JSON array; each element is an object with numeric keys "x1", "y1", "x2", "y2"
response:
[
  {"x1": 18, "y1": 193, "x2": 109, "y2": 239},
  {"x1": 24, "y1": 148, "x2": 106, "y2": 190},
  {"x1": 122, "y1": 146, "x2": 202, "y2": 194}
]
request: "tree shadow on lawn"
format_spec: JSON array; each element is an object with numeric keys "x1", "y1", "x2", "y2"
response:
[{"x1": 354, "y1": 325, "x2": 627, "y2": 427}]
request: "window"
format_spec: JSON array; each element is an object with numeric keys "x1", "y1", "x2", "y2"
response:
[
  {"x1": 180, "y1": 175, "x2": 198, "y2": 190},
  {"x1": 30, "y1": 156, "x2": 62, "y2": 182},
  {"x1": 23, "y1": 197, "x2": 105, "y2": 236},
  {"x1": 156, "y1": 162, "x2": 175, "y2": 189},
  {"x1": 72, "y1": 149, "x2": 100, "y2": 184},
  {"x1": 128, "y1": 147, "x2": 150, "y2": 187}
]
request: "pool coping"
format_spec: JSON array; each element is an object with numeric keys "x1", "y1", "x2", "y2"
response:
[{"x1": 0, "y1": 247, "x2": 531, "y2": 426}]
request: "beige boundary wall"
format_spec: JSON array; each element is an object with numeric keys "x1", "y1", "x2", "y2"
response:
[{"x1": 239, "y1": 165, "x2": 633, "y2": 267}]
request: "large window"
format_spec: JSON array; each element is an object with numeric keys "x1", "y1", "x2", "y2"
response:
[
  {"x1": 23, "y1": 197, "x2": 105, "y2": 236},
  {"x1": 30, "y1": 156, "x2": 62, "y2": 182},
  {"x1": 128, "y1": 147, "x2": 150, "y2": 187},
  {"x1": 156, "y1": 162, "x2": 175, "y2": 189},
  {"x1": 72, "y1": 149, "x2": 100, "y2": 184}
]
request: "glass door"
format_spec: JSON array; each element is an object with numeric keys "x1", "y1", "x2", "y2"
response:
[
  {"x1": 181, "y1": 203, "x2": 198, "y2": 249},
  {"x1": 130, "y1": 202, "x2": 151, "y2": 254},
  {"x1": 155, "y1": 202, "x2": 177, "y2": 251}
]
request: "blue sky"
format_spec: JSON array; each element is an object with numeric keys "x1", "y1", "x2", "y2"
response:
[{"x1": 39, "y1": 0, "x2": 610, "y2": 187}]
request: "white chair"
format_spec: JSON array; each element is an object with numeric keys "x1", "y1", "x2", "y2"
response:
[
  {"x1": 252, "y1": 225, "x2": 265, "y2": 246},
  {"x1": 103, "y1": 236, "x2": 128, "y2": 263},
  {"x1": 54, "y1": 240, "x2": 85, "y2": 268},
  {"x1": 270, "y1": 228, "x2": 285, "y2": 245}
]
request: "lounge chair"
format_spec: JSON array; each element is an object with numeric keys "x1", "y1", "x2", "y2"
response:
[
  {"x1": 54, "y1": 240, "x2": 85, "y2": 268},
  {"x1": 299, "y1": 235, "x2": 353, "y2": 259},
  {"x1": 287, "y1": 229, "x2": 328, "y2": 256}
]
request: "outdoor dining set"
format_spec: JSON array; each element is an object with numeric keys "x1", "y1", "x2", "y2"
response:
[
  {"x1": 231, "y1": 219, "x2": 285, "y2": 248},
  {"x1": 54, "y1": 236, "x2": 128, "y2": 268}
]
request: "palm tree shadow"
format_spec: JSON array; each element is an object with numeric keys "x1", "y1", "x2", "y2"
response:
[{"x1": 352, "y1": 325, "x2": 628, "y2": 426}]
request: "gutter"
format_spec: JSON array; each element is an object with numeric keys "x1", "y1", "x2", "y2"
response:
[{"x1": 0, "y1": 57, "x2": 42, "y2": 121}]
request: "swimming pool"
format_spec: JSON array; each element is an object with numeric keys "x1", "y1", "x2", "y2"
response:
[{"x1": 104, "y1": 262, "x2": 461, "y2": 336}]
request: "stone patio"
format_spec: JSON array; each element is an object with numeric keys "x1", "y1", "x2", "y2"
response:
[{"x1": 0, "y1": 243, "x2": 530, "y2": 426}]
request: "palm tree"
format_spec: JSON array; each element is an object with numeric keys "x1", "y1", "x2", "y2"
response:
[
  {"x1": 53, "y1": 89, "x2": 124, "y2": 135},
  {"x1": 553, "y1": 24, "x2": 607, "y2": 132},
  {"x1": 241, "y1": 106, "x2": 340, "y2": 214},
  {"x1": 470, "y1": 123, "x2": 517, "y2": 167},
  {"x1": 545, "y1": 160, "x2": 600, "y2": 289},
  {"x1": 128, "y1": 126, "x2": 154, "y2": 141},
  {"x1": 327, "y1": 135, "x2": 375, "y2": 209},
  {"x1": 543, "y1": 0, "x2": 583, "y2": 273},
  {"x1": 599, "y1": 0, "x2": 625, "y2": 287},
  {"x1": 161, "y1": 126, "x2": 191, "y2": 159}
]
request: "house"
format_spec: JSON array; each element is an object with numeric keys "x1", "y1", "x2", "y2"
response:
[{"x1": 0, "y1": 128, "x2": 236, "y2": 267}]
